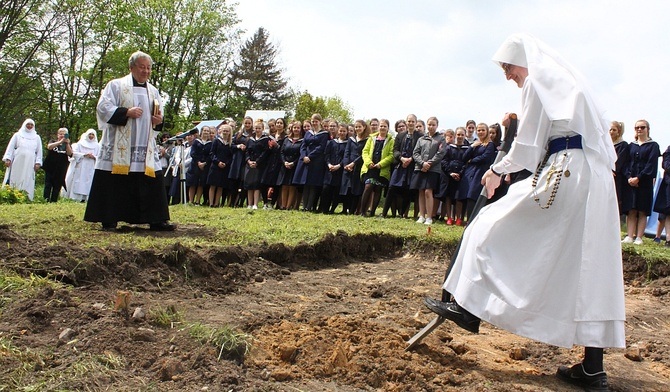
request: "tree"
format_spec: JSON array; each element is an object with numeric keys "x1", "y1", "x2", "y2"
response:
[
  {"x1": 129, "y1": 0, "x2": 241, "y2": 132},
  {"x1": 0, "y1": 0, "x2": 245, "y2": 145},
  {"x1": 293, "y1": 91, "x2": 354, "y2": 123},
  {"x1": 323, "y1": 95, "x2": 354, "y2": 124},
  {"x1": 228, "y1": 27, "x2": 290, "y2": 118},
  {"x1": 0, "y1": 0, "x2": 63, "y2": 141}
]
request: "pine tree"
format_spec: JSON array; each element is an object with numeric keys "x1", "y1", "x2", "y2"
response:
[{"x1": 229, "y1": 27, "x2": 289, "y2": 114}]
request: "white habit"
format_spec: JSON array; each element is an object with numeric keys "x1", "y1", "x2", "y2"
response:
[
  {"x1": 443, "y1": 34, "x2": 626, "y2": 349},
  {"x1": 2, "y1": 119, "x2": 43, "y2": 200},
  {"x1": 63, "y1": 129, "x2": 100, "y2": 201}
]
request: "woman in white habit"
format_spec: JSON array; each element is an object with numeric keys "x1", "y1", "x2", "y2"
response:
[
  {"x1": 63, "y1": 129, "x2": 100, "y2": 201},
  {"x1": 425, "y1": 33, "x2": 625, "y2": 392}
]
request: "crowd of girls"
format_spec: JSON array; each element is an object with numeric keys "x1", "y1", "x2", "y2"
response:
[
  {"x1": 161, "y1": 113, "x2": 512, "y2": 226},
  {"x1": 163, "y1": 115, "x2": 670, "y2": 236}
]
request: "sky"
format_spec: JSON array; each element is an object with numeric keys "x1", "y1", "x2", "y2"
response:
[{"x1": 235, "y1": 0, "x2": 670, "y2": 150}]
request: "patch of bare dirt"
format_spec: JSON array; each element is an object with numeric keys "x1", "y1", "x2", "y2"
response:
[{"x1": 0, "y1": 224, "x2": 669, "y2": 391}]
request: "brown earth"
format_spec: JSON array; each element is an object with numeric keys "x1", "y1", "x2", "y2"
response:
[{"x1": 0, "y1": 223, "x2": 669, "y2": 391}]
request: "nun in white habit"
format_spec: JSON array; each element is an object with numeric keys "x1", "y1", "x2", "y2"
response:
[
  {"x1": 63, "y1": 129, "x2": 100, "y2": 201},
  {"x1": 425, "y1": 33, "x2": 625, "y2": 391},
  {"x1": 2, "y1": 119, "x2": 43, "y2": 200}
]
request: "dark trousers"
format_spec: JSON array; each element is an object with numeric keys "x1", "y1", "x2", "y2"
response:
[
  {"x1": 43, "y1": 176, "x2": 62, "y2": 202},
  {"x1": 318, "y1": 184, "x2": 340, "y2": 213},
  {"x1": 302, "y1": 185, "x2": 321, "y2": 211}
]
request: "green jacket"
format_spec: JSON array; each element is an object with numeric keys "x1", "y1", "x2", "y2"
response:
[{"x1": 360, "y1": 132, "x2": 395, "y2": 180}]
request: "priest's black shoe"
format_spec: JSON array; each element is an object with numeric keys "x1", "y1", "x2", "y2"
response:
[
  {"x1": 556, "y1": 363, "x2": 609, "y2": 391},
  {"x1": 101, "y1": 222, "x2": 117, "y2": 232},
  {"x1": 149, "y1": 222, "x2": 176, "y2": 231},
  {"x1": 423, "y1": 297, "x2": 480, "y2": 333}
]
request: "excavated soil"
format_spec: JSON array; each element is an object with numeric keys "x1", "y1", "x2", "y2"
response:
[{"x1": 0, "y1": 224, "x2": 669, "y2": 391}]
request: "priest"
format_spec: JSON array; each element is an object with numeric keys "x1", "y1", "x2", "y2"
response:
[{"x1": 84, "y1": 51, "x2": 175, "y2": 232}]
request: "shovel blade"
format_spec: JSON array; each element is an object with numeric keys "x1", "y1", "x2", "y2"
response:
[{"x1": 405, "y1": 316, "x2": 445, "y2": 351}]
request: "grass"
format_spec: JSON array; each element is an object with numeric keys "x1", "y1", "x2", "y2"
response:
[
  {"x1": 0, "y1": 202, "x2": 462, "y2": 250},
  {"x1": 0, "y1": 271, "x2": 61, "y2": 294},
  {"x1": 2, "y1": 201, "x2": 669, "y2": 273},
  {"x1": 149, "y1": 304, "x2": 184, "y2": 327},
  {"x1": 0, "y1": 336, "x2": 47, "y2": 391},
  {"x1": 188, "y1": 322, "x2": 253, "y2": 361},
  {"x1": 0, "y1": 270, "x2": 64, "y2": 313},
  {"x1": 0, "y1": 337, "x2": 125, "y2": 392}
]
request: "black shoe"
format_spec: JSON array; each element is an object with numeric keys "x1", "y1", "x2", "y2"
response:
[
  {"x1": 149, "y1": 222, "x2": 176, "y2": 231},
  {"x1": 101, "y1": 222, "x2": 117, "y2": 232},
  {"x1": 556, "y1": 363, "x2": 609, "y2": 391},
  {"x1": 423, "y1": 297, "x2": 480, "y2": 333}
]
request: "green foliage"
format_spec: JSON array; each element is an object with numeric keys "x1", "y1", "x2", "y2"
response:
[
  {"x1": 0, "y1": 0, "x2": 357, "y2": 143},
  {"x1": 324, "y1": 95, "x2": 354, "y2": 124},
  {"x1": 188, "y1": 322, "x2": 252, "y2": 361},
  {"x1": 227, "y1": 27, "x2": 290, "y2": 118},
  {"x1": 294, "y1": 90, "x2": 353, "y2": 123},
  {"x1": 0, "y1": 0, "x2": 242, "y2": 141},
  {"x1": 0, "y1": 0, "x2": 57, "y2": 133},
  {"x1": 149, "y1": 304, "x2": 184, "y2": 327},
  {"x1": 0, "y1": 184, "x2": 30, "y2": 204}
]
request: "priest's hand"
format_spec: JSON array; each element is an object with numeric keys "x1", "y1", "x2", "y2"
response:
[
  {"x1": 127, "y1": 107, "x2": 143, "y2": 118},
  {"x1": 151, "y1": 112, "x2": 163, "y2": 126},
  {"x1": 33, "y1": 163, "x2": 41, "y2": 172},
  {"x1": 4, "y1": 159, "x2": 10, "y2": 168}
]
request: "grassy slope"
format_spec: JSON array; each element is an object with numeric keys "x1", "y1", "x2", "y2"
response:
[
  {"x1": 0, "y1": 201, "x2": 668, "y2": 264},
  {"x1": 0, "y1": 202, "x2": 460, "y2": 249}
]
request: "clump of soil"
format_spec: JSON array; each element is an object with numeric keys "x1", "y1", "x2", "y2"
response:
[{"x1": 0, "y1": 224, "x2": 669, "y2": 391}]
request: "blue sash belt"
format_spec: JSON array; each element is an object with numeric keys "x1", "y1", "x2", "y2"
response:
[{"x1": 547, "y1": 135, "x2": 582, "y2": 156}]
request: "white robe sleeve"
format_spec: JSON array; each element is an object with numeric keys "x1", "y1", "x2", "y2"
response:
[
  {"x1": 97, "y1": 79, "x2": 122, "y2": 130},
  {"x1": 492, "y1": 79, "x2": 551, "y2": 174},
  {"x1": 71, "y1": 143, "x2": 85, "y2": 163},
  {"x1": 35, "y1": 136, "x2": 43, "y2": 165},
  {"x1": 3, "y1": 133, "x2": 18, "y2": 162}
]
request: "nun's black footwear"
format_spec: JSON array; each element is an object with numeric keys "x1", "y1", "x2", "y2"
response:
[
  {"x1": 556, "y1": 363, "x2": 609, "y2": 391},
  {"x1": 423, "y1": 297, "x2": 480, "y2": 333}
]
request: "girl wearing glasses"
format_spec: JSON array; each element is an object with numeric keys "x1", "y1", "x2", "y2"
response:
[{"x1": 622, "y1": 120, "x2": 660, "y2": 245}]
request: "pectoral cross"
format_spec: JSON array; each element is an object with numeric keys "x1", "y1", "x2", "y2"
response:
[{"x1": 544, "y1": 164, "x2": 558, "y2": 192}]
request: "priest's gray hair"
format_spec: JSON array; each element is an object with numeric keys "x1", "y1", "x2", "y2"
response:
[{"x1": 128, "y1": 51, "x2": 153, "y2": 68}]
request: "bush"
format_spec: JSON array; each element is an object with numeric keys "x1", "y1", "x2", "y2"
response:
[{"x1": 0, "y1": 184, "x2": 30, "y2": 204}]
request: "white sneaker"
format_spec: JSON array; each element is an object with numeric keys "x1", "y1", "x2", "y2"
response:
[
  {"x1": 252, "y1": 205, "x2": 258, "y2": 210},
  {"x1": 416, "y1": 216, "x2": 426, "y2": 224},
  {"x1": 247, "y1": 205, "x2": 253, "y2": 209},
  {"x1": 621, "y1": 236, "x2": 634, "y2": 244},
  {"x1": 633, "y1": 237, "x2": 643, "y2": 245},
  {"x1": 424, "y1": 218, "x2": 433, "y2": 225}
]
